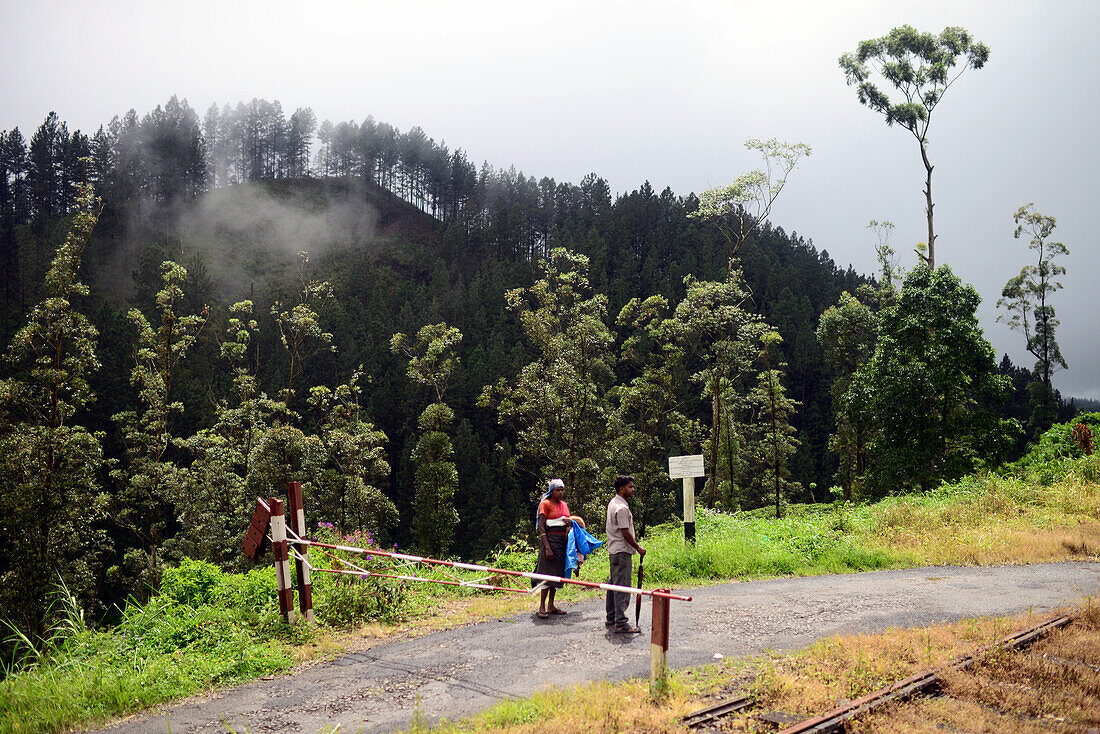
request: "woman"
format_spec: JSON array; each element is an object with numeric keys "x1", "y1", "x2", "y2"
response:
[{"x1": 535, "y1": 478, "x2": 572, "y2": 618}]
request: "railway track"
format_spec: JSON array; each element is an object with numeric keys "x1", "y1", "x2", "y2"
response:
[
  {"x1": 681, "y1": 693, "x2": 755, "y2": 729},
  {"x1": 681, "y1": 612, "x2": 1077, "y2": 732}
]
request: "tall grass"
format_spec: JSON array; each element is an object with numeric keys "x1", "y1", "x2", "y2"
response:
[
  {"x1": 0, "y1": 532, "x2": 425, "y2": 733},
  {"x1": 547, "y1": 462, "x2": 1099, "y2": 598},
  {"x1": 0, "y1": 567, "x2": 295, "y2": 734}
]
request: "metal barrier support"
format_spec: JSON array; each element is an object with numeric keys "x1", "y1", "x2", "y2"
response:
[
  {"x1": 242, "y1": 497, "x2": 272, "y2": 560},
  {"x1": 286, "y1": 481, "x2": 314, "y2": 623},
  {"x1": 269, "y1": 498, "x2": 295, "y2": 624}
]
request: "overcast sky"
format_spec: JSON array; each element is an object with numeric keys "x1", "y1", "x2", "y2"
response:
[{"x1": 2, "y1": 0, "x2": 1097, "y2": 397}]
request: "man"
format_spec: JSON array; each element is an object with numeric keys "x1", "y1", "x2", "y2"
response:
[{"x1": 605, "y1": 475, "x2": 645, "y2": 633}]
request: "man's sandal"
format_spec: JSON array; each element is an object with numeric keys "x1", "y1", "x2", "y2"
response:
[
  {"x1": 537, "y1": 611, "x2": 549, "y2": 619},
  {"x1": 614, "y1": 625, "x2": 641, "y2": 634}
]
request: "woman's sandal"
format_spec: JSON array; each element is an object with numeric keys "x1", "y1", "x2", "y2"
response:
[
  {"x1": 548, "y1": 608, "x2": 567, "y2": 615},
  {"x1": 536, "y1": 611, "x2": 549, "y2": 619}
]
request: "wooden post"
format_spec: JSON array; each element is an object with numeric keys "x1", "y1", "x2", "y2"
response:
[
  {"x1": 269, "y1": 497, "x2": 295, "y2": 624},
  {"x1": 682, "y1": 477, "x2": 696, "y2": 543},
  {"x1": 650, "y1": 588, "x2": 671, "y2": 701},
  {"x1": 286, "y1": 481, "x2": 314, "y2": 623}
]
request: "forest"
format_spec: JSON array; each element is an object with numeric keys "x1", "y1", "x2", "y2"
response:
[{"x1": 0, "y1": 87, "x2": 1081, "y2": 644}]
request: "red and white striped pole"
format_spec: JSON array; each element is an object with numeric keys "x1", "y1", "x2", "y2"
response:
[
  {"x1": 269, "y1": 498, "x2": 295, "y2": 624},
  {"x1": 285, "y1": 481, "x2": 314, "y2": 623},
  {"x1": 294, "y1": 539, "x2": 692, "y2": 601}
]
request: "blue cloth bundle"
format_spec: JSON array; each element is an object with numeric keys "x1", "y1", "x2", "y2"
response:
[{"x1": 565, "y1": 524, "x2": 603, "y2": 578}]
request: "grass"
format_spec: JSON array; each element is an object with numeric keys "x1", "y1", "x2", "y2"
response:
[
  {"x1": 558, "y1": 455, "x2": 1100, "y2": 597},
  {"x1": 2, "y1": 456, "x2": 1098, "y2": 733},
  {"x1": 0, "y1": 587, "x2": 294, "y2": 734},
  {"x1": 863, "y1": 463, "x2": 1100, "y2": 566},
  {"x1": 407, "y1": 678, "x2": 695, "y2": 734}
]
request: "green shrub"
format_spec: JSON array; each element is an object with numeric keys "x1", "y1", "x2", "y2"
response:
[
  {"x1": 487, "y1": 532, "x2": 537, "y2": 573},
  {"x1": 0, "y1": 584, "x2": 293, "y2": 734},
  {"x1": 216, "y1": 566, "x2": 280, "y2": 628},
  {"x1": 160, "y1": 558, "x2": 223, "y2": 607},
  {"x1": 1008, "y1": 412, "x2": 1100, "y2": 483},
  {"x1": 314, "y1": 574, "x2": 407, "y2": 627},
  {"x1": 309, "y1": 524, "x2": 412, "y2": 626}
]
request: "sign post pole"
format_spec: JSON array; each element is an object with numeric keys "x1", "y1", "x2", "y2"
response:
[
  {"x1": 668, "y1": 454, "x2": 705, "y2": 544},
  {"x1": 682, "y1": 477, "x2": 695, "y2": 542}
]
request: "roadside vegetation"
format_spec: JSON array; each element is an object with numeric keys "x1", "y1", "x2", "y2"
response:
[{"x1": 2, "y1": 417, "x2": 1097, "y2": 733}]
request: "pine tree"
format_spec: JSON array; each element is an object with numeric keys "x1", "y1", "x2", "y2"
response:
[
  {"x1": 0, "y1": 128, "x2": 28, "y2": 332},
  {"x1": 392, "y1": 323, "x2": 462, "y2": 555},
  {"x1": 747, "y1": 333, "x2": 801, "y2": 516},
  {"x1": 0, "y1": 181, "x2": 105, "y2": 639},
  {"x1": 110, "y1": 261, "x2": 206, "y2": 591}
]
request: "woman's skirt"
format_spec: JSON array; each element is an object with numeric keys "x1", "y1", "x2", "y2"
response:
[{"x1": 533, "y1": 529, "x2": 568, "y2": 588}]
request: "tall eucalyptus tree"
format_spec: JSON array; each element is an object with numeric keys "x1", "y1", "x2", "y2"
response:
[{"x1": 840, "y1": 26, "x2": 989, "y2": 269}]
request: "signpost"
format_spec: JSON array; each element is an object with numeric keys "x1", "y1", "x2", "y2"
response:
[{"x1": 668, "y1": 454, "x2": 704, "y2": 542}]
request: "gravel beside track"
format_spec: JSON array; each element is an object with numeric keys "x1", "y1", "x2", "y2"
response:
[{"x1": 97, "y1": 561, "x2": 1100, "y2": 734}]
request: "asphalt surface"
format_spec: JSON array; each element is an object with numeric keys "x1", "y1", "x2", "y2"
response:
[{"x1": 97, "y1": 561, "x2": 1100, "y2": 734}]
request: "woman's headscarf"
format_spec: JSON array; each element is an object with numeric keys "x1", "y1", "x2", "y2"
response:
[{"x1": 536, "y1": 478, "x2": 566, "y2": 526}]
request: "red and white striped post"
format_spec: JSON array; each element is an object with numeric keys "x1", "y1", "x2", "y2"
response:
[
  {"x1": 269, "y1": 498, "x2": 295, "y2": 624},
  {"x1": 650, "y1": 588, "x2": 671, "y2": 701},
  {"x1": 286, "y1": 481, "x2": 314, "y2": 623}
]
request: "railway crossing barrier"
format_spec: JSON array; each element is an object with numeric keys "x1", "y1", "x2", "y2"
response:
[{"x1": 243, "y1": 481, "x2": 691, "y2": 697}]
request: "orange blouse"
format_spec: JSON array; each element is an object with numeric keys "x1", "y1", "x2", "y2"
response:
[{"x1": 538, "y1": 498, "x2": 571, "y2": 521}]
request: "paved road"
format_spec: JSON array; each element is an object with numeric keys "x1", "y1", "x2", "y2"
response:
[{"x1": 98, "y1": 561, "x2": 1100, "y2": 734}]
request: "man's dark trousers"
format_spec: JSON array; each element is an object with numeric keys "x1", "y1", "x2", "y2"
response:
[{"x1": 605, "y1": 552, "x2": 632, "y2": 627}]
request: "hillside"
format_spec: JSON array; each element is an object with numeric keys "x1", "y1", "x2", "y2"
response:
[
  {"x1": 77, "y1": 174, "x2": 869, "y2": 558},
  {"x1": 88, "y1": 177, "x2": 437, "y2": 305},
  {"x1": 1, "y1": 102, "x2": 1067, "y2": 649}
]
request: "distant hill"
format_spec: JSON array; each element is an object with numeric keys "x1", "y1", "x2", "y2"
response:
[
  {"x1": 90, "y1": 178, "x2": 437, "y2": 304},
  {"x1": 1070, "y1": 397, "x2": 1100, "y2": 412}
]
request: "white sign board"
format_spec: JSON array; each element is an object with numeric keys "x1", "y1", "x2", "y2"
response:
[{"x1": 668, "y1": 454, "x2": 705, "y2": 479}]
